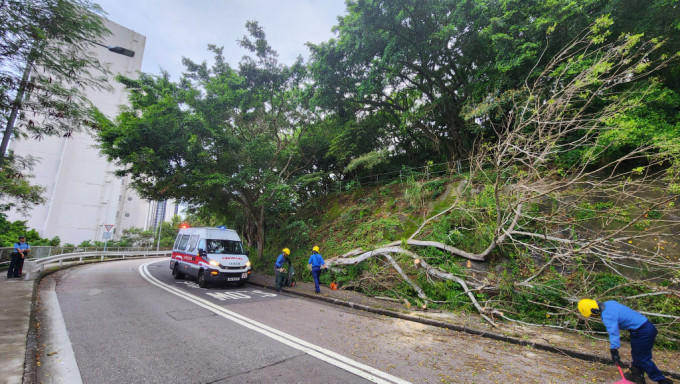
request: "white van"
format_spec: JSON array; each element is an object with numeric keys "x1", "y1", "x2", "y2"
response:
[{"x1": 169, "y1": 226, "x2": 251, "y2": 288}]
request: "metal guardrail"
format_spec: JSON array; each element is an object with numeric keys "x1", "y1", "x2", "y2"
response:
[
  {"x1": 328, "y1": 160, "x2": 471, "y2": 192},
  {"x1": 21, "y1": 250, "x2": 172, "y2": 280},
  {"x1": 0, "y1": 246, "x2": 165, "y2": 266}
]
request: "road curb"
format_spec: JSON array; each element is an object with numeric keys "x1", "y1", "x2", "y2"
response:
[
  {"x1": 23, "y1": 277, "x2": 40, "y2": 384},
  {"x1": 248, "y1": 279, "x2": 680, "y2": 380},
  {"x1": 23, "y1": 260, "x2": 94, "y2": 384}
]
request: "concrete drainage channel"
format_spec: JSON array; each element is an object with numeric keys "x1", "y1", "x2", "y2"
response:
[{"x1": 247, "y1": 280, "x2": 680, "y2": 381}]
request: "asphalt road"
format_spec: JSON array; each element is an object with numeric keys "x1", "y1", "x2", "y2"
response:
[{"x1": 37, "y1": 258, "x2": 618, "y2": 384}]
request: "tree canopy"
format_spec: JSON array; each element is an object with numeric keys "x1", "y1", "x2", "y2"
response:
[
  {"x1": 98, "y1": 22, "x2": 317, "y2": 262},
  {"x1": 308, "y1": 0, "x2": 680, "y2": 168},
  {"x1": 0, "y1": 0, "x2": 113, "y2": 212}
]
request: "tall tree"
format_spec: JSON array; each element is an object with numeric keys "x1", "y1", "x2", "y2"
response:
[
  {"x1": 0, "y1": 0, "x2": 112, "y2": 162},
  {"x1": 98, "y1": 22, "x2": 312, "y2": 263},
  {"x1": 309, "y1": 0, "x2": 482, "y2": 161},
  {"x1": 309, "y1": 0, "x2": 680, "y2": 166},
  {"x1": 0, "y1": 0, "x2": 112, "y2": 211}
]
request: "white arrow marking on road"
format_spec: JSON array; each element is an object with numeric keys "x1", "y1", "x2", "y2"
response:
[
  {"x1": 206, "y1": 291, "x2": 252, "y2": 300},
  {"x1": 140, "y1": 262, "x2": 411, "y2": 384}
]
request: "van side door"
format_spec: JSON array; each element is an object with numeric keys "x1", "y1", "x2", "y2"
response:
[{"x1": 175, "y1": 234, "x2": 192, "y2": 275}]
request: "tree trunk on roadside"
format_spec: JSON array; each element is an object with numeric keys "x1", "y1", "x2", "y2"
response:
[
  {"x1": 450, "y1": 114, "x2": 468, "y2": 160},
  {"x1": 0, "y1": 60, "x2": 32, "y2": 167},
  {"x1": 256, "y1": 205, "x2": 265, "y2": 264}
]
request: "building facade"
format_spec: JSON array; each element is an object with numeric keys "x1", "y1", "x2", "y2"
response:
[{"x1": 7, "y1": 19, "x2": 168, "y2": 244}]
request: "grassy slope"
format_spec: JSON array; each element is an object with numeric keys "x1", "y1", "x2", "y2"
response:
[{"x1": 269, "y1": 174, "x2": 680, "y2": 350}]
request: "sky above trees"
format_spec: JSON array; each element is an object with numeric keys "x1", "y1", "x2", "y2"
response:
[{"x1": 95, "y1": 0, "x2": 347, "y2": 79}]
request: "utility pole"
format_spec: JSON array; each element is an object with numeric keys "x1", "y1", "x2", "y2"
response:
[{"x1": 156, "y1": 221, "x2": 162, "y2": 252}]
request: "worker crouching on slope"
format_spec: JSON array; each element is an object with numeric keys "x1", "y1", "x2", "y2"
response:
[
  {"x1": 307, "y1": 246, "x2": 326, "y2": 294},
  {"x1": 578, "y1": 299, "x2": 673, "y2": 384},
  {"x1": 274, "y1": 248, "x2": 290, "y2": 293}
]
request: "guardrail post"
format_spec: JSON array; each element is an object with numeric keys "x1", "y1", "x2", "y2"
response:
[
  {"x1": 79, "y1": 256, "x2": 83, "y2": 262},
  {"x1": 100, "y1": 255, "x2": 104, "y2": 261},
  {"x1": 59, "y1": 259, "x2": 63, "y2": 267}
]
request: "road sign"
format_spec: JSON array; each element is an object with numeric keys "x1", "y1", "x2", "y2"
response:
[
  {"x1": 103, "y1": 232, "x2": 112, "y2": 240},
  {"x1": 104, "y1": 224, "x2": 114, "y2": 231}
]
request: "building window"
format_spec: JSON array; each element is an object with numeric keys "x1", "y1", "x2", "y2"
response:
[{"x1": 125, "y1": 213, "x2": 130, "y2": 217}]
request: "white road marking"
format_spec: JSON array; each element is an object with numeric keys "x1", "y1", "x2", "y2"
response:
[
  {"x1": 206, "y1": 291, "x2": 252, "y2": 300},
  {"x1": 205, "y1": 289, "x2": 279, "y2": 301},
  {"x1": 140, "y1": 262, "x2": 411, "y2": 384}
]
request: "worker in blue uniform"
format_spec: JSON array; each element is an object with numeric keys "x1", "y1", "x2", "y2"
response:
[
  {"x1": 307, "y1": 246, "x2": 326, "y2": 293},
  {"x1": 579, "y1": 299, "x2": 673, "y2": 384},
  {"x1": 7, "y1": 236, "x2": 29, "y2": 279},
  {"x1": 274, "y1": 248, "x2": 290, "y2": 292}
]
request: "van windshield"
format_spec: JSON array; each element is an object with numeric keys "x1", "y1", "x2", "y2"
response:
[{"x1": 206, "y1": 239, "x2": 245, "y2": 255}]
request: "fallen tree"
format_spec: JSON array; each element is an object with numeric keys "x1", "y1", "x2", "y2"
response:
[{"x1": 326, "y1": 23, "x2": 680, "y2": 336}]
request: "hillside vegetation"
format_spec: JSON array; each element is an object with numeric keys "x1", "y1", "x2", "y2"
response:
[{"x1": 269, "y1": 173, "x2": 680, "y2": 350}]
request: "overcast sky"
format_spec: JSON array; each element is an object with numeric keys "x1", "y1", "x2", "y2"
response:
[{"x1": 95, "y1": 0, "x2": 347, "y2": 80}]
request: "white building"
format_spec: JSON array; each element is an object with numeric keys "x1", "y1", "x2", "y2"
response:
[{"x1": 7, "y1": 19, "x2": 174, "y2": 244}]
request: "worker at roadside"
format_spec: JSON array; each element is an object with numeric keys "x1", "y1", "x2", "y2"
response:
[
  {"x1": 578, "y1": 299, "x2": 673, "y2": 384},
  {"x1": 7, "y1": 235, "x2": 29, "y2": 279},
  {"x1": 307, "y1": 246, "x2": 326, "y2": 294},
  {"x1": 274, "y1": 248, "x2": 290, "y2": 293}
]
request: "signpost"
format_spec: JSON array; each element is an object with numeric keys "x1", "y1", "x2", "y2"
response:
[
  {"x1": 104, "y1": 224, "x2": 114, "y2": 251},
  {"x1": 156, "y1": 223, "x2": 162, "y2": 252}
]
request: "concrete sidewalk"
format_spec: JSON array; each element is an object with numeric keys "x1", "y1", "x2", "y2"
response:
[
  {"x1": 0, "y1": 276, "x2": 34, "y2": 384},
  {"x1": 3, "y1": 263, "x2": 679, "y2": 383}
]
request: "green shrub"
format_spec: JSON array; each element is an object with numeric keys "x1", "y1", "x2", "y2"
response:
[{"x1": 422, "y1": 178, "x2": 447, "y2": 199}]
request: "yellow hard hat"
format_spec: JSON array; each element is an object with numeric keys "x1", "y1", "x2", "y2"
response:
[
  {"x1": 282, "y1": 248, "x2": 290, "y2": 255},
  {"x1": 578, "y1": 299, "x2": 600, "y2": 317},
  {"x1": 312, "y1": 245, "x2": 320, "y2": 252}
]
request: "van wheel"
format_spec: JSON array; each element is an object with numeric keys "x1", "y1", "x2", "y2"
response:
[
  {"x1": 172, "y1": 265, "x2": 184, "y2": 280},
  {"x1": 198, "y1": 271, "x2": 208, "y2": 288}
]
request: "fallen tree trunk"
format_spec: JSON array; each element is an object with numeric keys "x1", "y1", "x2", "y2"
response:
[
  {"x1": 339, "y1": 241, "x2": 485, "y2": 261},
  {"x1": 337, "y1": 203, "x2": 523, "y2": 263},
  {"x1": 414, "y1": 258, "x2": 497, "y2": 327},
  {"x1": 379, "y1": 252, "x2": 429, "y2": 302},
  {"x1": 328, "y1": 246, "x2": 497, "y2": 326}
]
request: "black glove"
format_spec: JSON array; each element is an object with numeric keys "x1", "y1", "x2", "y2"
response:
[{"x1": 610, "y1": 349, "x2": 621, "y2": 365}]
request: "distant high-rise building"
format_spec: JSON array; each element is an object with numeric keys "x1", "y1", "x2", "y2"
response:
[{"x1": 6, "y1": 19, "x2": 170, "y2": 244}]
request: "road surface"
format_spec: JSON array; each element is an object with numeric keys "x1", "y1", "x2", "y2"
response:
[{"x1": 36, "y1": 258, "x2": 617, "y2": 383}]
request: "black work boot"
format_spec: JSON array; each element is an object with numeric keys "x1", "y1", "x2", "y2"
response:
[
  {"x1": 656, "y1": 379, "x2": 673, "y2": 384},
  {"x1": 624, "y1": 366, "x2": 646, "y2": 384}
]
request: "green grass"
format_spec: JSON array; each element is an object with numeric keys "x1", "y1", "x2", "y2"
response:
[{"x1": 263, "y1": 175, "x2": 680, "y2": 350}]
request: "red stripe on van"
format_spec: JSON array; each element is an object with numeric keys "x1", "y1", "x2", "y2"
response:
[{"x1": 172, "y1": 251, "x2": 207, "y2": 265}]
